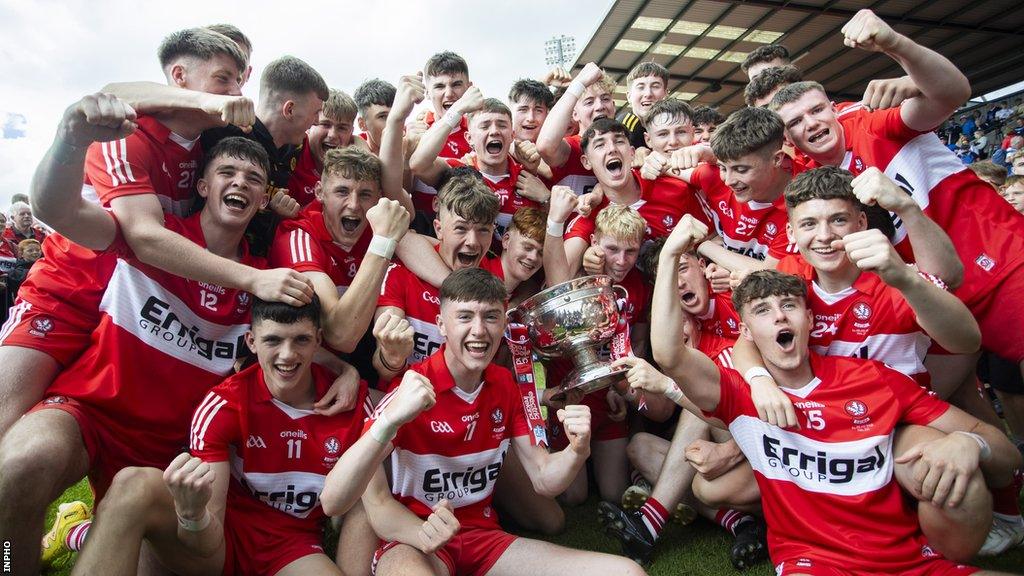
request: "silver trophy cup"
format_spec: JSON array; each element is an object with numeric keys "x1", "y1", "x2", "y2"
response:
[{"x1": 508, "y1": 275, "x2": 628, "y2": 396}]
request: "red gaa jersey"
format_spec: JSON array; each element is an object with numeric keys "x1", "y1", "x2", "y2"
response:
[
  {"x1": 287, "y1": 135, "x2": 320, "y2": 207},
  {"x1": 566, "y1": 170, "x2": 712, "y2": 247},
  {"x1": 696, "y1": 291, "x2": 741, "y2": 340},
  {"x1": 547, "y1": 134, "x2": 598, "y2": 197},
  {"x1": 775, "y1": 254, "x2": 813, "y2": 281},
  {"x1": 445, "y1": 156, "x2": 542, "y2": 235},
  {"x1": 696, "y1": 332, "x2": 736, "y2": 370},
  {"x1": 707, "y1": 354, "x2": 951, "y2": 572},
  {"x1": 412, "y1": 113, "x2": 473, "y2": 214},
  {"x1": 690, "y1": 163, "x2": 795, "y2": 261},
  {"x1": 378, "y1": 254, "x2": 505, "y2": 365},
  {"x1": 820, "y1": 106, "x2": 1024, "y2": 307},
  {"x1": 371, "y1": 347, "x2": 529, "y2": 529},
  {"x1": 270, "y1": 211, "x2": 371, "y2": 296},
  {"x1": 807, "y1": 271, "x2": 940, "y2": 388},
  {"x1": 191, "y1": 362, "x2": 372, "y2": 535},
  {"x1": 47, "y1": 214, "x2": 262, "y2": 466},
  {"x1": 84, "y1": 115, "x2": 201, "y2": 217}
]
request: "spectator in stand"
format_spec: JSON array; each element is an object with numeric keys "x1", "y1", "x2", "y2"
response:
[
  {"x1": 961, "y1": 113, "x2": 978, "y2": 137},
  {"x1": 971, "y1": 160, "x2": 1009, "y2": 189},
  {"x1": 971, "y1": 129, "x2": 989, "y2": 159},
  {"x1": 2, "y1": 202, "x2": 46, "y2": 258},
  {"x1": 5, "y1": 239, "x2": 42, "y2": 298}
]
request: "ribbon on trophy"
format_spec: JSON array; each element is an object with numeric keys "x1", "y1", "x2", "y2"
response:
[
  {"x1": 609, "y1": 286, "x2": 643, "y2": 410},
  {"x1": 504, "y1": 322, "x2": 548, "y2": 447}
]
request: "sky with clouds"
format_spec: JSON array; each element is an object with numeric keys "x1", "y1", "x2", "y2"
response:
[{"x1": 0, "y1": 0, "x2": 613, "y2": 208}]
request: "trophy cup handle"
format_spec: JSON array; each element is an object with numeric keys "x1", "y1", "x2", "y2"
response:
[{"x1": 612, "y1": 284, "x2": 628, "y2": 306}]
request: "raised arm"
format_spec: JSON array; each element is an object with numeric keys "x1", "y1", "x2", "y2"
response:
[
  {"x1": 650, "y1": 215, "x2": 722, "y2": 412},
  {"x1": 320, "y1": 199, "x2": 410, "y2": 352},
  {"x1": 408, "y1": 86, "x2": 484, "y2": 183},
  {"x1": 851, "y1": 167, "x2": 963, "y2": 288},
  {"x1": 101, "y1": 81, "x2": 255, "y2": 132},
  {"x1": 541, "y1": 186, "x2": 582, "y2": 285},
  {"x1": 536, "y1": 62, "x2": 604, "y2": 168},
  {"x1": 841, "y1": 10, "x2": 970, "y2": 131},
  {"x1": 379, "y1": 74, "x2": 420, "y2": 217},
  {"x1": 110, "y1": 194, "x2": 313, "y2": 305},
  {"x1": 31, "y1": 94, "x2": 137, "y2": 249},
  {"x1": 839, "y1": 228, "x2": 980, "y2": 354},
  {"x1": 511, "y1": 405, "x2": 591, "y2": 497},
  {"x1": 321, "y1": 370, "x2": 435, "y2": 516}
]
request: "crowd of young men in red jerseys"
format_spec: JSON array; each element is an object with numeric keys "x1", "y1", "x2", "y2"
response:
[{"x1": 0, "y1": 8, "x2": 1023, "y2": 576}]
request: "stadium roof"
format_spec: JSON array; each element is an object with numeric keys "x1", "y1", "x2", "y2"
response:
[{"x1": 571, "y1": 0, "x2": 1024, "y2": 114}]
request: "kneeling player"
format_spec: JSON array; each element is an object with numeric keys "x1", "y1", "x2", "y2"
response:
[
  {"x1": 69, "y1": 296, "x2": 436, "y2": 576},
  {"x1": 346, "y1": 268, "x2": 646, "y2": 576},
  {"x1": 646, "y1": 250, "x2": 1021, "y2": 573}
]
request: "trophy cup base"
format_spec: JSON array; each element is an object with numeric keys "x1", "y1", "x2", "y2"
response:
[{"x1": 558, "y1": 362, "x2": 629, "y2": 396}]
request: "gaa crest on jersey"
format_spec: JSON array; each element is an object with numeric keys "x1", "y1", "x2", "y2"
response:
[
  {"x1": 491, "y1": 408, "x2": 503, "y2": 424},
  {"x1": 845, "y1": 399, "x2": 872, "y2": 428},
  {"x1": 662, "y1": 215, "x2": 675, "y2": 229},
  {"x1": 852, "y1": 302, "x2": 871, "y2": 321},
  {"x1": 765, "y1": 222, "x2": 778, "y2": 236},
  {"x1": 235, "y1": 291, "x2": 251, "y2": 314},
  {"x1": 29, "y1": 316, "x2": 54, "y2": 337},
  {"x1": 324, "y1": 436, "x2": 341, "y2": 455},
  {"x1": 844, "y1": 400, "x2": 868, "y2": 418},
  {"x1": 726, "y1": 318, "x2": 738, "y2": 331}
]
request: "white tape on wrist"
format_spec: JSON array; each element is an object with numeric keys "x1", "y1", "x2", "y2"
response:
[
  {"x1": 664, "y1": 383, "x2": 684, "y2": 404},
  {"x1": 369, "y1": 411, "x2": 397, "y2": 444},
  {"x1": 441, "y1": 109, "x2": 463, "y2": 131},
  {"x1": 368, "y1": 235, "x2": 397, "y2": 260},
  {"x1": 953, "y1": 431, "x2": 993, "y2": 462},
  {"x1": 744, "y1": 367, "x2": 772, "y2": 384},
  {"x1": 567, "y1": 80, "x2": 586, "y2": 99},
  {"x1": 546, "y1": 219, "x2": 564, "y2": 237},
  {"x1": 177, "y1": 510, "x2": 211, "y2": 532}
]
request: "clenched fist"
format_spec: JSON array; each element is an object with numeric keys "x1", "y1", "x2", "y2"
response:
[
  {"x1": 366, "y1": 198, "x2": 412, "y2": 242},
  {"x1": 163, "y1": 453, "x2": 215, "y2": 521},
  {"x1": 557, "y1": 404, "x2": 592, "y2": 455},
  {"x1": 373, "y1": 311, "x2": 415, "y2": 370},
  {"x1": 58, "y1": 93, "x2": 138, "y2": 148},
  {"x1": 385, "y1": 370, "x2": 437, "y2": 427},
  {"x1": 841, "y1": 9, "x2": 901, "y2": 52},
  {"x1": 418, "y1": 500, "x2": 459, "y2": 554}
]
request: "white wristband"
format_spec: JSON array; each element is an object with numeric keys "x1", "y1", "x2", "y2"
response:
[
  {"x1": 440, "y1": 109, "x2": 463, "y2": 131},
  {"x1": 953, "y1": 431, "x2": 992, "y2": 462},
  {"x1": 744, "y1": 367, "x2": 773, "y2": 384},
  {"x1": 177, "y1": 510, "x2": 211, "y2": 532},
  {"x1": 368, "y1": 235, "x2": 397, "y2": 260},
  {"x1": 567, "y1": 79, "x2": 586, "y2": 99},
  {"x1": 546, "y1": 219, "x2": 565, "y2": 237},
  {"x1": 664, "y1": 383, "x2": 684, "y2": 404},
  {"x1": 369, "y1": 411, "x2": 398, "y2": 444}
]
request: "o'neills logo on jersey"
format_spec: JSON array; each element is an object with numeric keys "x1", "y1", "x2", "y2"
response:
[
  {"x1": 101, "y1": 260, "x2": 249, "y2": 375},
  {"x1": 731, "y1": 415, "x2": 893, "y2": 496}
]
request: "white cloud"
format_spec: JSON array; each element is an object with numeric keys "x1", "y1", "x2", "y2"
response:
[{"x1": 0, "y1": 0, "x2": 612, "y2": 207}]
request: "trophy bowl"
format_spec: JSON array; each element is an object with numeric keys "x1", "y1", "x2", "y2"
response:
[{"x1": 508, "y1": 275, "x2": 629, "y2": 395}]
